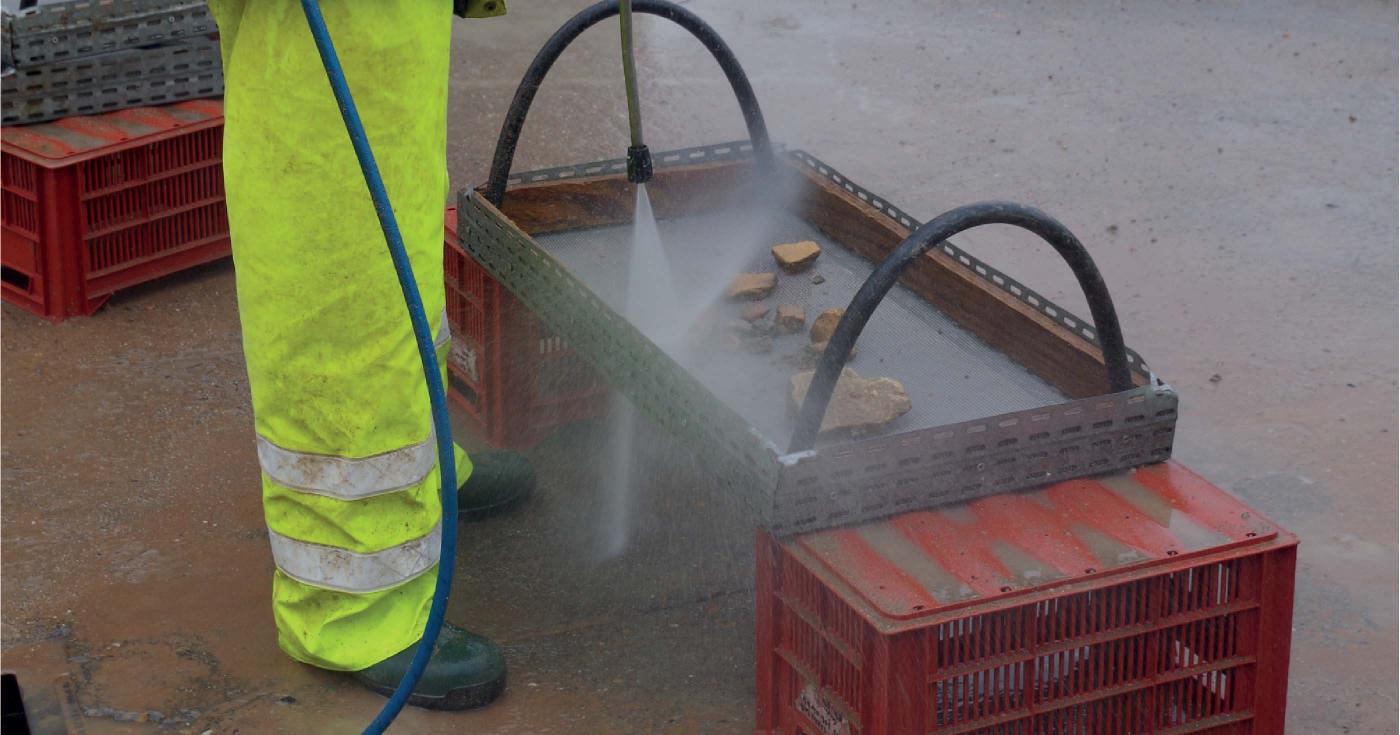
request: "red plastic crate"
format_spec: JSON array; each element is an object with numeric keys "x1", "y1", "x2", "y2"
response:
[
  {"x1": 1, "y1": 100, "x2": 228, "y2": 321},
  {"x1": 443, "y1": 207, "x2": 609, "y2": 449},
  {"x1": 756, "y1": 460, "x2": 1297, "y2": 735}
]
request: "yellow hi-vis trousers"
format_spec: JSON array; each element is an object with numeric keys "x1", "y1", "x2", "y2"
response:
[{"x1": 212, "y1": 1, "x2": 471, "y2": 671}]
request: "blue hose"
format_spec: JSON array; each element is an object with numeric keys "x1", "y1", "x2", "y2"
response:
[{"x1": 297, "y1": 2, "x2": 458, "y2": 732}]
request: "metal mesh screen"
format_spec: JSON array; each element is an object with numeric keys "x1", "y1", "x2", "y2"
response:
[{"x1": 534, "y1": 207, "x2": 1068, "y2": 450}]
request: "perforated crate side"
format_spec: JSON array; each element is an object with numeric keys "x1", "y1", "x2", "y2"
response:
[
  {"x1": 756, "y1": 530, "x2": 1296, "y2": 735},
  {"x1": 76, "y1": 123, "x2": 222, "y2": 196},
  {"x1": 443, "y1": 208, "x2": 608, "y2": 449},
  {"x1": 1, "y1": 154, "x2": 47, "y2": 314},
  {"x1": 0, "y1": 153, "x2": 86, "y2": 318},
  {"x1": 1, "y1": 117, "x2": 229, "y2": 321},
  {"x1": 444, "y1": 206, "x2": 501, "y2": 435},
  {"x1": 80, "y1": 163, "x2": 224, "y2": 235},
  {"x1": 1, "y1": 227, "x2": 46, "y2": 314},
  {"x1": 927, "y1": 553, "x2": 1262, "y2": 732},
  {"x1": 521, "y1": 320, "x2": 610, "y2": 442},
  {"x1": 82, "y1": 198, "x2": 228, "y2": 295}
]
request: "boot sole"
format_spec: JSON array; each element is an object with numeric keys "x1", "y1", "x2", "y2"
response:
[{"x1": 360, "y1": 669, "x2": 507, "y2": 712}]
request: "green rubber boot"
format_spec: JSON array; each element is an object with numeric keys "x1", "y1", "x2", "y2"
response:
[
  {"x1": 354, "y1": 622, "x2": 506, "y2": 710},
  {"x1": 459, "y1": 451, "x2": 534, "y2": 521}
]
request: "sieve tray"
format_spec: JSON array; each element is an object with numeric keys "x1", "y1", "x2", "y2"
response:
[{"x1": 458, "y1": 143, "x2": 1178, "y2": 534}]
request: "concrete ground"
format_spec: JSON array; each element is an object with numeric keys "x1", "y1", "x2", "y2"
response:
[{"x1": 3, "y1": 1, "x2": 1395, "y2": 732}]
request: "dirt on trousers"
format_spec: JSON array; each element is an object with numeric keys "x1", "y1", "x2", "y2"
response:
[{"x1": 3, "y1": 1, "x2": 1396, "y2": 733}]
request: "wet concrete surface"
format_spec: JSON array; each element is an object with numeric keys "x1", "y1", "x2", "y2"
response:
[{"x1": 3, "y1": 1, "x2": 1395, "y2": 732}]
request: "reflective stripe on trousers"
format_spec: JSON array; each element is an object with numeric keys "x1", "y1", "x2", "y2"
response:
[
  {"x1": 268, "y1": 521, "x2": 443, "y2": 594},
  {"x1": 254, "y1": 313, "x2": 451, "y2": 503},
  {"x1": 261, "y1": 313, "x2": 454, "y2": 594}
]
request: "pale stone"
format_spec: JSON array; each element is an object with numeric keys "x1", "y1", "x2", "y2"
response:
[
  {"x1": 741, "y1": 303, "x2": 771, "y2": 322},
  {"x1": 789, "y1": 368, "x2": 912, "y2": 436},
  {"x1": 726, "y1": 272, "x2": 777, "y2": 300},
  {"x1": 809, "y1": 307, "x2": 845, "y2": 343},
  {"x1": 775, "y1": 304, "x2": 805, "y2": 333},
  {"x1": 771, "y1": 240, "x2": 822, "y2": 273}
]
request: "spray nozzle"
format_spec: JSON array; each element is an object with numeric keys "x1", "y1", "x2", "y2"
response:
[{"x1": 626, "y1": 144, "x2": 653, "y2": 184}]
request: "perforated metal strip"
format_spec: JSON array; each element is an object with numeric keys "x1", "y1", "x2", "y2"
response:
[
  {"x1": 772, "y1": 383, "x2": 1177, "y2": 535},
  {"x1": 4, "y1": 0, "x2": 215, "y2": 68},
  {"x1": 2, "y1": 14, "x2": 14, "y2": 72},
  {"x1": 2, "y1": 36, "x2": 222, "y2": 125},
  {"x1": 504, "y1": 140, "x2": 767, "y2": 187},
  {"x1": 2, "y1": 70, "x2": 223, "y2": 126}
]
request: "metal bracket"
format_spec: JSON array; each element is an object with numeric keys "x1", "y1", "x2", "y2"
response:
[{"x1": 773, "y1": 382, "x2": 1177, "y2": 534}]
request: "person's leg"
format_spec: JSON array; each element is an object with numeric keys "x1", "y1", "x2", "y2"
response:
[{"x1": 214, "y1": 0, "x2": 517, "y2": 708}]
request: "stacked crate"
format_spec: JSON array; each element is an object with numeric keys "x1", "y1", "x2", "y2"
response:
[{"x1": 1, "y1": 100, "x2": 227, "y2": 319}]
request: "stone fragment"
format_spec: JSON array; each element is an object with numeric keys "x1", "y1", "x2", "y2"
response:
[
  {"x1": 771, "y1": 240, "x2": 822, "y2": 273},
  {"x1": 789, "y1": 367, "x2": 912, "y2": 436},
  {"x1": 811, "y1": 273, "x2": 826, "y2": 285},
  {"x1": 726, "y1": 272, "x2": 777, "y2": 300},
  {"x1": 809, "y1": 308, "x2": 845, "y2": 344},
  {"x1": 741, "y1": 303, "x2": 771, "y2": 322},
  {"x1": 775, "y1": 304, "x2": 805, "y2": 333}
]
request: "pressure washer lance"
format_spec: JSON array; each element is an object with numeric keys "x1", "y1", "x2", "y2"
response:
[{"x1": 619, "y1": 0, "x2": 653, "y2": 183}]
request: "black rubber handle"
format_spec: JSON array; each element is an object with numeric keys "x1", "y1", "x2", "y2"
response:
[
  {"x1": 482, "y1": 0, "x2": 774, "y2": 207},
  {"x1": 789, "y1": 201, "x2": 1135, "y2": 453}
]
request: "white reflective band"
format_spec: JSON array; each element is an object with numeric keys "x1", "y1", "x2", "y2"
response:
[
  {"x1": 435, "y1": 307, "x2": 451, "y2": 349},
  {"x1": 256, "y1": 311, "x2": 450, "y2": 499},
  {"x1": 268, "y1": 522, "x2": 441, "y2": 594},
  {"x1": 257, "y1": 433, "x2": 436, "y2": 500}
]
